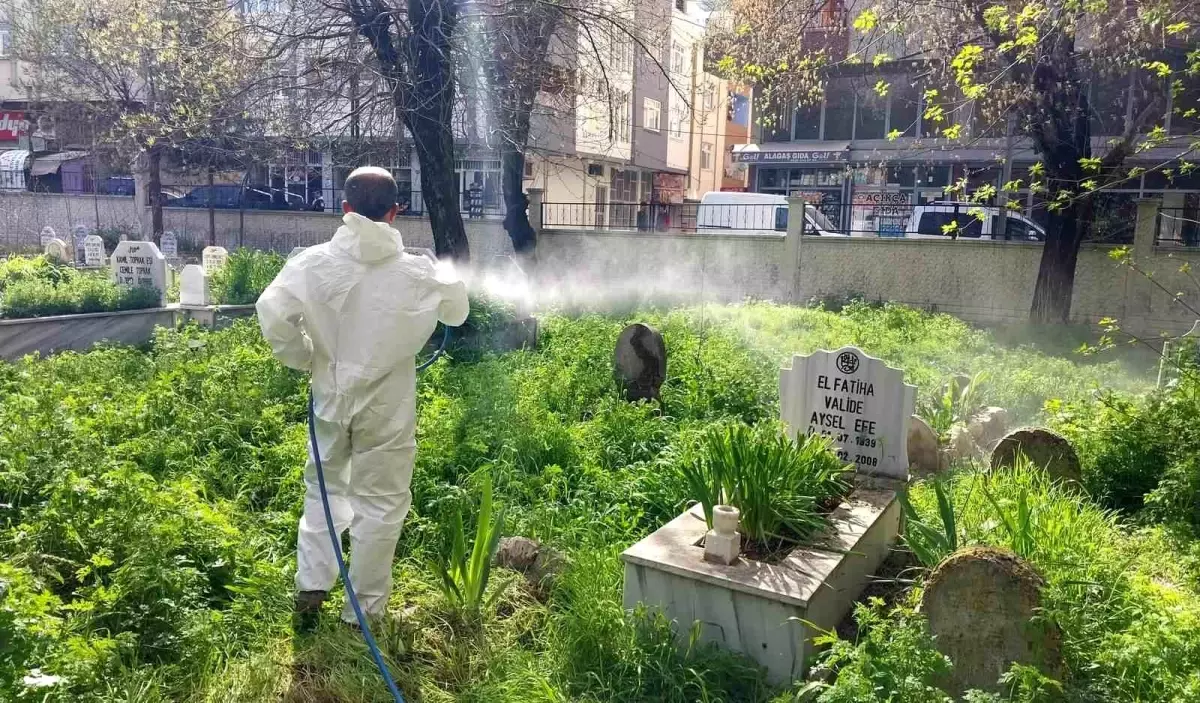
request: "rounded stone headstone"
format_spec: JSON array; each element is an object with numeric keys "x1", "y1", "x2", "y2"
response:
[
  {"x1": 990, "y1": 427, "x2": 1081, "y2": 485},
  {"x1": 921, "y1": 546, "x2": 1063, "y2": 695},
  {"x1": 907, "y1": 415, "x2": 940, "y2": 475},
  {"x1": 43, "y1": 238, "x2": 70, "y2": 263},
  {"x1": 39, "y1": 226, "x2": 56, "y2": 248},
  {"x1": 614, "y1": 323, "x2": 666, "y2": 402}
]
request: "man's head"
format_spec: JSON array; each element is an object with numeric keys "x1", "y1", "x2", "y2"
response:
[{"x1": 342, "y1": 166, "x2": 399, "y2": 222}]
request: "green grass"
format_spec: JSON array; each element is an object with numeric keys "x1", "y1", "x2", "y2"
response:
[{"x1": 0, "y1": 300, "x2": 1181, "y2": 702}]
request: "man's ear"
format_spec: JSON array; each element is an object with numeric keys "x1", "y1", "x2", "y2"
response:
[
  {"x1": 383, "y1": 203, "x2": 400, "y2": 224},
  {"x1": 342, "y1": 201, "x2": 352, "y2": 214}
]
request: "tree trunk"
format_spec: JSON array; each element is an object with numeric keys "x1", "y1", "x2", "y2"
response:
[
  {"x1": 501, "y1": 147, "x2": 535, "y2": 255},
  {"x1": 147, "y1": 147, "x2": 163, "y2": 245},
  {"x1": 1030, "y1": 200, "x2": 1089, "y2": 323},
  {"x1": 207, "y1": 167, "x2": 216, "y2": 246},
  {"x1": 406, "y1": 0, "x2": 470, "y2": 263}
]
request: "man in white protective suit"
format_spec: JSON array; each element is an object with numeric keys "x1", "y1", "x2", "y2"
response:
[{"x1": 257, "y1": 167, "x2": 469, "y2": 626}]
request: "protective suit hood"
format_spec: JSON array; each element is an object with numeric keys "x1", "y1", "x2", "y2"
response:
[{"x1": 331, "y1": 212, "x2": 402, "y2": 263}]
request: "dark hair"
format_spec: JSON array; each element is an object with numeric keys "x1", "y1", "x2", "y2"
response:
[{"x1": 343, "y1": 166, "x2": 398, "y2": 221}]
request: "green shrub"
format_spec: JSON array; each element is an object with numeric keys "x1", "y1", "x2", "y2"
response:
[
  {"x1": 1051, "y1": 375, "x2": 1200, "y2": 526},
  {"x1": 0, "y1": 255, "x2": 161, "y2": 319},
  {"x1": 210, "y1": 249, "x2": 285, "y2": 305}
]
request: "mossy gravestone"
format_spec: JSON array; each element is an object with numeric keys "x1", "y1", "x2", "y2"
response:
[
  {"x1": 921, "y1": 546, "x2": 1063, "y2": 695},
  {"x1": 991, "y1": 427, "x2": 1082, "y2": 485},
  {"x1": 907, "y1": 414, "x2": 941, "y2": 475},
  {"x1": 614, "y1": 323, "x2": 666, "y2": 402}
]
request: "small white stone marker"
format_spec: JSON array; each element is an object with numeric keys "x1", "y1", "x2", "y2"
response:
[
  {"x1": 83, "y1": 235, "x2": 106, "y2": 267},
  {"x1": 43, "y1": 238, "x2": 70, "y2": 263},
  {"x1": 703, "y1": 505, "x2": 741, "y2": 565},
  {"x1": 287, "y1": 246, "x2": 307, "y2": 260},
  {"x1": 39, "y1": 226, "x2": 56, "y2": 249},
  {"x1": 160, "y1": 231, "x2": 178, "y2": 260},
  {"x1": 110, "y1": 240, "x2": 167, "y2": 305},
  {"x1": 179, "y1": 264, "x2": 211, "y2": 306},
  {"x1": 781, "y1": 345, "x2": 916, "y2": 480},
  {"x1": 202, "y1": 245, "x2": 228, "y2": 273}
]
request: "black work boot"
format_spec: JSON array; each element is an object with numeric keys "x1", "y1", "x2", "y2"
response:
[{"x1": 292, "y1": 590, "x2": 328, "y2": 634}]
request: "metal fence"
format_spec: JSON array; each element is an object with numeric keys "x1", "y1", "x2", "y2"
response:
[
  {"x1": 158, "y1": 184, "x2": 505, "y2": 219},
  {"x1": 541, "y1": 200, "x2": 1058, "y2": 241}
]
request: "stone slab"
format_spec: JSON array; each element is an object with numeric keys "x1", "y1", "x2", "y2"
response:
[
  {"x1": 621, "y1": 489, "x2": 900, "y2": 683},
  {"x1": 0, "y1": 308, "x2": 176, "y2": 360}
]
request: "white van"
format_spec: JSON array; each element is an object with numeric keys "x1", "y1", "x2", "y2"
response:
[
  {"x1": 696, "y1": 192, "x2": 844, "y2": 236},
  {"x1": 905, "y1": 202, "x2": 1045, "y2": 241}
]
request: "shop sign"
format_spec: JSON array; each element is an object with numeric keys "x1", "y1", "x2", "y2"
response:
[
  {"x1": 735, "y1": 149, "x2": 848, "y2": 164},
  {"x1": 851, "y1": 190, "x2": 911, "y2": 237},
  {"x1": 0, "y1": 112, "x2": 28, "y2": 141}
]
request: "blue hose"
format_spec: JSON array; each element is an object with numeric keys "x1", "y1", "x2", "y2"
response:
[{"x1": 305, "y1": 323, "x2": 449, "y2": 703}]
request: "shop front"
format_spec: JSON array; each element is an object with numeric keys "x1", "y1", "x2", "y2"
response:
[{"x1": 736, "y1": 142, "x2": 851, "y2": 227}]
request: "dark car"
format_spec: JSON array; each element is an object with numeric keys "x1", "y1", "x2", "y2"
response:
[{"x1": 166, "y1": 185, "x2": 279, "y2": 210}]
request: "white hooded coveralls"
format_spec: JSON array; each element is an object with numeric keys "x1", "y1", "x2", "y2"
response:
[{"x1": 257, "y1": 212, "x2": 469, "y2": 621}]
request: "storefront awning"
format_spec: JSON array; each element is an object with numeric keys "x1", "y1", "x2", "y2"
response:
[
  {"x1": 31, "y1": 150, "x2": 90, "y2": 177},
  {"x1": 0, "y1": 149, "x2": 30, "y2": 190},
  {"x1": 733, "y1": 141, "x2": 850, "y2": 164}
]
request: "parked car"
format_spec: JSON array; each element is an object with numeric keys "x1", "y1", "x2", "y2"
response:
[
  {"x1": 696, "y1": 192, "x2": 846, "y2": 236},
  {"x1": 165, "y1": 185, "x2": 277, "y2": 210},
  {"x1": 905, "y1": 202, "x2": 1045, "y2": 241}
]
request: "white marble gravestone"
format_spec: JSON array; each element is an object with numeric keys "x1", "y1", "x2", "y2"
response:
[
  {"x1": 160, "y1": 231, "x2": 178, "y2": 260},
  {"x1": 110, "y1": 240, "x2": 167, "y2": 305},
  {"x1": 39, "y1": 226, "x2": 56, "y2": 249},
  {"x1": 202, "y1": 245, "x2": 228, "y2": 274},
  {"x1": 83, "y1": 235, "x2": 106, "y2": 268},
  {"x1": 780, "y1": 346, "x2": 915, "y2": 480},
  {"x1": 43, "y1": 238, "x2": 70, "y2": 263},
  {"x1": 179, "y1": 264, "x2": 211, "y2": 306}
]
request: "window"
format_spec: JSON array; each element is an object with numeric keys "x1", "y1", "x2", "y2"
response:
[
  {"x1": 855, "y1": 81, "x2": 888, "y2": 139},
  {"x1": 611, "y1": 169, "x2": 638, "y2": 202},
  {"x1": 609, "y1": 33, "x2": 633, "y2": 75},
  {"x1": 615, "y1": 91, "x2": 632, "y2": 142},
  {"x1": 0, "y1": 23, "x2": 10, "y2": 59},
  {"x1": 917, "y1": 211, "x2": 983, "y2": 238},
  {"x1": 675, "y1": 0, "x2": 686, "y2": 10},
  {"x1": 671, "y1": 41, "x2": 689, "y2": 76},
  {"x1": 792, "y1": 100, "x2": 821, "y2": 140},
  {"x1": 700, "y1": 142, "x2": 714, "y2": 170},
  {"x1": 824, "y1": 79, "x2": 854, "y2": 140},
  {"x1": 702, "y1": 87, "x2": 715, "y2": 112},
  {"x1": 643, "y1": 98, "x2": 662, "y2": 132},
  {"x1": 669, "y1": 103, "x2": 686, "y2": 140},
  {"x1": 243, "y1": 0, "x2": 283, "y2": 13},
  {"x1": 889, "y1": 80, "x2": 920, "y2": 137}
]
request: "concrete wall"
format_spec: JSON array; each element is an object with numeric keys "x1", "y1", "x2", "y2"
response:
[{"x1": 4, "y1": 192, "x2": 1197, "y2": 337}]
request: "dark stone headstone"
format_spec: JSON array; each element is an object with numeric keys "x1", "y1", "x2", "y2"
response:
[
  {"x1": 990, "y1": 427, "x2": 1082, "y2": 486},
  {"x1": 921, "y1": 546, "x2": 1063, "y2": 695},
  {"x1": 614, "y1": 323, "x2": 666, "y2": 402}
]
